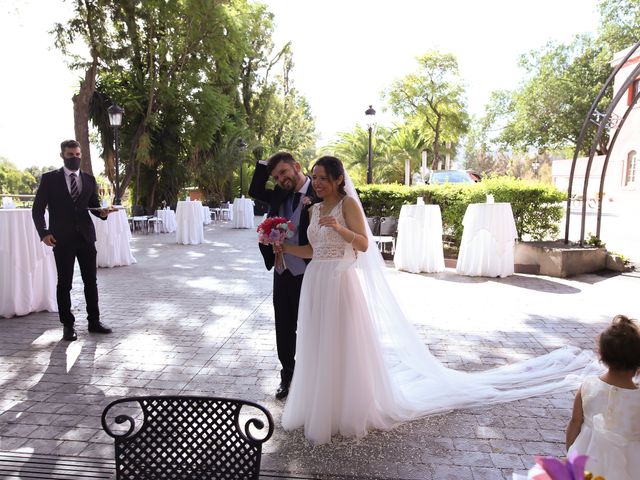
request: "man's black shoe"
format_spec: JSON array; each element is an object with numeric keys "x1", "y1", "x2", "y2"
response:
[
  {"x1": 88, "y1": 322, "x2": 112, "y2": 334},
  {"x1": 62, "y1": 325, "x2": 77, "y2": 341},
  {"x1": 275, "y1": 382, "x2": 290, "y2": 400}
]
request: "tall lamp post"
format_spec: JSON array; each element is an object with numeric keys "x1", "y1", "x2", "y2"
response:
[
  {"x1": 237, "y1": 138, "x2": 248, "y2": 197},
  {"x1": 532, "y1": 159, "x2": 541, "y2": 178},
  {"x1": 107, "y1": 103, "x2": 124, "y2": 205},
  {"x1": 365, "y1": 105, "x2": 376, "y2": 184}
]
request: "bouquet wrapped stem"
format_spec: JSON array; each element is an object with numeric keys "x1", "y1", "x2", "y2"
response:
[{"x1": 274, "y1": 242, "x2": 287, "y2": 274}]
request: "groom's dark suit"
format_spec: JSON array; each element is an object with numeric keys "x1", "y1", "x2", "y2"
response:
[
  {"x1": 249, "y1": 161, "x2": 315, "y2": 387},
  {"x1": 32, "y1": 167, "x2": 106, "y2": 327}
]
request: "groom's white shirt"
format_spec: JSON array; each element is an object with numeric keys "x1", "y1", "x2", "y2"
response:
[{"x1": 297, "y1": 177, "x2": 311, "y2": 197}]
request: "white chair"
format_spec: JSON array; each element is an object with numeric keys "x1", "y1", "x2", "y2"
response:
[
  {"x1": 219, "y1": 202, "x2": 231, "y2": 221},
  {"x1": 374, "y1": 216, "x2": 398, "y2": 254},
  {"x1": 131, "y1": 216, "x2": 150, "y2": 234},
  {"x1": 147, "y1": 216, "x2": 164, "y2": 233}
]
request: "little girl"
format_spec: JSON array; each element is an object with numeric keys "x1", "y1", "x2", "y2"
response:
[{"x1": 566, "y1": 314, "x2": 640, "y2": 480}]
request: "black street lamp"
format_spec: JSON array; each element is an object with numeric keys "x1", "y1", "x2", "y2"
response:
[
  {"x1": 107, "y1": 102, "x2": 124, "y2": 205},
  {"x1": 532, "y1": 159, "x2": 541, "y2": 178},
  {"x1": 365, "y1": 105, "x2": 376, "y2": 184},
  {"x1": 237, "y1": 138, "x2": 248, "y2": 197}
]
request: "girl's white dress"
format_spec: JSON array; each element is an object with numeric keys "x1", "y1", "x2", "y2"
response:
[
  {"x1": 568, "y1": 376, "x2": 640, "y2": 480},
  {"x1": 282, "y1": 200, "x2": 600, "y2": 445}
]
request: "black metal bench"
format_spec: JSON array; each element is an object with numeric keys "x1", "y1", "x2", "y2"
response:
[{"x1": 101, "y1": 395, "x2": 274, "y2": 480}]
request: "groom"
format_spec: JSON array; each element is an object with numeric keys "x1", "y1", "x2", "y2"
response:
[{"x1": 249, "y1": 151, "x2": 315, "y2": 399}]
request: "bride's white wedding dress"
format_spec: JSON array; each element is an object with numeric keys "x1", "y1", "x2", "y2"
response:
[{"x1": 282, "y1": 196, "x2": 601, "y2": 445}]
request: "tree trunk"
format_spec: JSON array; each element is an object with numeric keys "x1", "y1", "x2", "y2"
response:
[
  {"x1": 431, "y1": 114, "x2": 443, "y2": 170},
  {"x1": 404, "y1": 158, "x2": 410, "y2": 185},
  {"x1": 597, "y1": 136, "x2": 609, "y2": 156},
  {"x1": 118, "y1": 119, "x2": 146, "y2": 201},
  {"x1": 72, "y1": 61, "x2": 97, "y2": 175},
  {"x1": 431, "y1": 141, "x2": 440, "y2": 170},
  {"x1": 135, "y1": 156, "x2": 141, "y2": 206}
]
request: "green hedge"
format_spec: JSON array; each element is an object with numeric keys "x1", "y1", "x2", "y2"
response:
[{"x1": 356, "y1": 177, "x2": 565, "y2": 246}]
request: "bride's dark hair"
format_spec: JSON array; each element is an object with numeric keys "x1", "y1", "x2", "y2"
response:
[{"x1": 313, "y1": 156, "x2": 347, "y2": 195}]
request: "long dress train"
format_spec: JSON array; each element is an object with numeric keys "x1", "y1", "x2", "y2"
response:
[{"x1": 281, "y1": 199, "x2": 601, "y2": 445}]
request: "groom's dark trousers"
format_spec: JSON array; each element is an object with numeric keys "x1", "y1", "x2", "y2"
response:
[{"x1": 273, "y1": 270, "x2": 304, "y2": 383}]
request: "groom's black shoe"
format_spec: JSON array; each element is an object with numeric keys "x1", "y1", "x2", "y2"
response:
[
  {"x1": 275, "y1": 381, "x2": 290, "y2": 400},
  {"x1": 88, "y1": 321, "x2": 112, "y2": 334},
  {"x1": 62, "y1": 325, "x2": 77, "y2": 341}
]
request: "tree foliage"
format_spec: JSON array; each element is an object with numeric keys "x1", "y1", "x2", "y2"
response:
[
  {"x1": 380, "y1": 125, "x2": 426, "y2": 184},
  {"x1": 250, "y1": 49, "x2": 317, "y2": 161},
  {"x1": 598, "y1": 0, "x2": 640, "y2": 52},
  {"x1": 498, "y1": 36, "x2": 611, "y2": 154},
  {"x1": 53, "y1": 0, "x2": 316, "y2": 210},
  {"x1": 0, "y1": 159, "x2": 38, "y2": 194},
  {"x1": 386, "y1": 51, "x2": 469, "y2": 170},
  {"x1": 467, "y1": 0, "x2": 640, "y2": 170},
  {"x1": 323, "y1": 125, "x2": 389, "y2": 184}
]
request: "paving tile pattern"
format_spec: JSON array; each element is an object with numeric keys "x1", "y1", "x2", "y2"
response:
[{"x1": 1, "y1": 220, "x2": 639, "y2": 479}]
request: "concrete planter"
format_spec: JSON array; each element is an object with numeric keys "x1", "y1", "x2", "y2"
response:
[
  {"x1": 606, "y1": 253, "x2": 633, "y2": 272},
  {"x1": 514, "y1": 241, "x2": 607, "y2": 278}
]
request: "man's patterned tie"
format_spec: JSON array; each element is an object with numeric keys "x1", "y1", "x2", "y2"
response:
[{"x1": 70, "y1": 173, "x2": 80, "y2": 202}]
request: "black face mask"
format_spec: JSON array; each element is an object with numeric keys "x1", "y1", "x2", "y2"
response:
[{"x1": 64, "y1": 156, "x2": 81, "y2": 171}]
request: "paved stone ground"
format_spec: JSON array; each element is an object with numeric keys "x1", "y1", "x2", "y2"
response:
[{"x1": 1, "y1": 219, "x2": 639, "y2": 479}]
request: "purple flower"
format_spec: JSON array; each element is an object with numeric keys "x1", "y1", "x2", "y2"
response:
[
  {"x1": 268, "y1": 230, "x2": 281, "y2": 243},
  {"x1": 534, "y1": 452, "x2": 589, "y2": 480}
]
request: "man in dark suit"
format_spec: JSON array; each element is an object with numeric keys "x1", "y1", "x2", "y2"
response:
[
  {"x1": 32, "y1": 139, "x2": 116, "y2": 341},
  {"x1": 249, "y1": 151, "x2": 315, "y2": 399}
]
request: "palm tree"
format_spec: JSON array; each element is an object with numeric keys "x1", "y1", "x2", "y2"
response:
[
  {"x1": 381, "y1": 125, "x2": 425, "y2": 185},
  {"x1": 194, "y1": 129, "x2": 253, "y2": 203},
  {"x1": 323, "y1": 126, "x2": 392, "y2": 184}
]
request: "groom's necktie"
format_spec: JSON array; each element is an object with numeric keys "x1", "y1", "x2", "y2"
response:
[
  {"x1": 283, "y1": 193, "x2": 294, "y2": 219},
  {"x1": 292, "y1": 192, "x2": 301, "y2": 211}
]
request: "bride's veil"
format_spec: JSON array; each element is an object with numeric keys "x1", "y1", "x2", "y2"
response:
[{"x1": 342, "y1": 170, "x2": 601, "y2": 416}]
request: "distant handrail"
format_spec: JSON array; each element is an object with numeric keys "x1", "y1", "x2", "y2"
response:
[{"x1": 1, "y1": 194, "x2": 35, "y2": 198}]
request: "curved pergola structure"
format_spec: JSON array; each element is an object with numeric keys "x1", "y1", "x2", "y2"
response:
[{"x1": 564, "y1": 40, "x2": 640, "y2": 245}]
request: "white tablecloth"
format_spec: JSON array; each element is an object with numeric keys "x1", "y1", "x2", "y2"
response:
[
  {"x1": 202, "y1": 206, "x2": 211, "y2": 225},
  {"x1": 91, "y1": 208, "x2": 136, "y2": 268},
  {"x1": 394, "y1": 204, "x2": 445, "y2": 273},
  {"x1": 456, "y1": 203, "x2": 518, "y2": 278},
  {"x1": 0, "y1": 209, "x2": 57, "y2": 318},
  {"x1": 176, "y1": 200, "x2": 204, "y2": 244},
  {"x1": 155, "y1": 209, "x2": 177, "y2": 233},
  {"x1": 231, "y1": 198, "x2": 255, "y2": 229}
]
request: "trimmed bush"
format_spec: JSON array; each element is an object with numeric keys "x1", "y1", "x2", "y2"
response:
[{"x1": 356, "y1": 177, "x2": 565, "y2": 247}]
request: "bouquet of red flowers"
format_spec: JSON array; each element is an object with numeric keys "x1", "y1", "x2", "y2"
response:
[{"x1": 257, "y1": 216, "x2": 296, "y2": 272}]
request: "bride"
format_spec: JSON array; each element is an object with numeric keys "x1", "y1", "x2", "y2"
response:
[{"x1": 277, "y1": 155, "x2": 600, "y2": 445}]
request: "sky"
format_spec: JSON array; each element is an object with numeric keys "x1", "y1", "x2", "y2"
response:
[{"x1": 0, "y1": 0, "x2": 601, "y2": 171}]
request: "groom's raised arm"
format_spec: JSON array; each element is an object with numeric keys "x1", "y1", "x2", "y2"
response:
[{"x1": 248, "y1": 160, "x2": 273, "y2": 204}]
